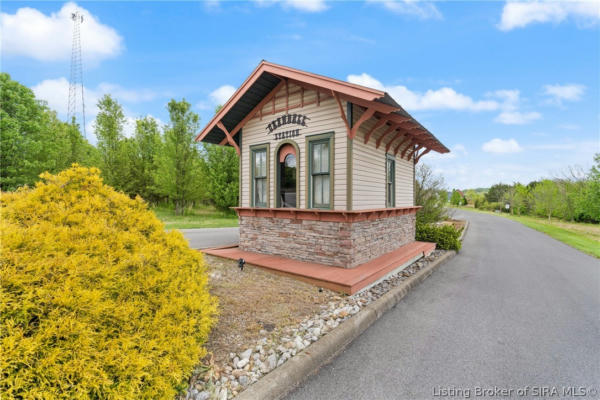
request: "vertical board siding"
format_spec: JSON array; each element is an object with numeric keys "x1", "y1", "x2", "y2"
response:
[
  {"x1": 352, "y1": 105, "x2": 414, "y2": 209},
  {"x1": 240, "y1": 82, "x2": 348, "y2": 210}
]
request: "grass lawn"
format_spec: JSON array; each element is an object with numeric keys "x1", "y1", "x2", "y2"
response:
[
  {"x1": 454, "y1": 207, "x2": 600, "y2": 258},
  {"x1": 152, "y1": 205, "x2": 239, "y2": 229}
]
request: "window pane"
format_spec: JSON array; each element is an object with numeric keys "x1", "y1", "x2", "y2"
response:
[
  {"x1": 321, "y1": 142, "x2": 329, "y2": 173},
  {"x1": 322, "y1": 175, "x2": 329, "y2": 205},
  {"x1": 312, "y1": 143, "x2": 321, "y2": 173},
  {"x1": 314, "y1": 175, "x2": 322, "y2": 205}
]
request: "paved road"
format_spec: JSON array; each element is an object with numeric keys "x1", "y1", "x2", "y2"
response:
[
  {"x1": 180, "y1": 227, "x2": 239, "y2": 249},
  {"x1": 287, "y1": 209, "x2": 600, "y2": 400}
]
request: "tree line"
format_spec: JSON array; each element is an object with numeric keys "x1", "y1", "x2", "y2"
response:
[
  {"x1": 0, "y1": 73, "x2": 238, "y2": 215},
  {"x1": 462, "y1": 159, "x2": 600, "y2": 223}
]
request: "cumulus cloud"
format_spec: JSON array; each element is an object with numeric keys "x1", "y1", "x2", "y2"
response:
[
  {"x1": 209, "y1": 85, "x2": 236, "y2": 106},
  {"x1": 499, "y1": 0, "x2": 600, "y2": 31},
  {"x1": 543, "y1": 83, "x2": 586, "y2": 105},
  {"x1": 347, "y1": 73, "x2": 498, "y2": 112},
  {"x1": 482, "y1": 138, "x2": 523, "y2": 154},
  {"x1": 367, "y1": 0, "x2": 442, "y2": 19},
  {"x1": 494, "y1": 111, "x2": 542, "y2": 125},
  {"x1": 32, "y1": 77, "x2": 163, "y2": 141},
  {"x1": 0, "y1": 2, "x2": 123, "y2": 62}
]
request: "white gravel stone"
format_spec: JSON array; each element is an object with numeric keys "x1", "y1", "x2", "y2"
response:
[{"x1": 236, "y1": 359, "x2": 248, "y2": 369}]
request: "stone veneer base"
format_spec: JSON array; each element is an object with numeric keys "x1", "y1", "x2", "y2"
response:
[{"x1": 236, "y1": 207, "x2": 418, "y2": 268}]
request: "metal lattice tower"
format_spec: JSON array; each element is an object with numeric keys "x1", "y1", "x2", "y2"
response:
[{"x1": 67, "y1": 11, "x2": 86, "y2": 138}]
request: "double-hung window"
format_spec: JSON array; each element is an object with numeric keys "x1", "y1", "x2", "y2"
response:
[
  {"x1": 308, "y1": 134, "x2": 332, "y2": 209},
  {"x1": 386, "y1": 154, "x2": 395, "y2": 207},
  {"x1": 251, "y1": 145, "x2": 268, "y2": 207}
]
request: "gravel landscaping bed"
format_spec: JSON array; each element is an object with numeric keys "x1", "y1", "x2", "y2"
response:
[{"x1": 182, "y1": 250, "x2": 447, "y2": 400}]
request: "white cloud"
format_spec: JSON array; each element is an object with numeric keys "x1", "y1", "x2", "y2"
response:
[
  {"x1": 543, "y1": 83, "x2": 586, "y2": 105},
  {"x1": 253, "y1": 0, "x2": 328, "y2": 12},
  {"x1": 32, "y1": 77, "x2": 163, "y2": 142},
  {"x1": 347, "y1": 73, "x2": 498, "y2": 112},
  {"x1": 424, "y1": 143, "x2": 468, "y2": 160},
  {"x1": 499, "y1": 1, "x2": 600, "y2": 31},
  {"x1": 482, "y1": 138, "x2": 524, "y2": 154},
  {"x1": 494, "y1": 111, "x2": 542, "y2": 125},
  {"x1": 368, "y1": 0, "x2": 442, "y2": 19},
  {"x1": 0, "y1": 2, "x2": 123, "y2": 62},
  {"x1": 347, "y1": 73, "x2": 386, "y2": 91},
  {"x1": 209, "y1": 85, "x2": 236, "y2": 106},
  {"x1": 282, "y1": 0, "x2": 327, "y2": 12}
]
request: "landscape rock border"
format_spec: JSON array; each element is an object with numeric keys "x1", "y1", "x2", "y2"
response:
[{"x1": 236, "y1": 250, "x2": 457, "y2": 400}]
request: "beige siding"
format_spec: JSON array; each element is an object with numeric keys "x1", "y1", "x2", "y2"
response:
[
  {"x1": 352, "y1": 105, "x2": 414, "y2": 209},
  {"x1": 240, "y1": 82, "x2": 348, "y2": 210}
]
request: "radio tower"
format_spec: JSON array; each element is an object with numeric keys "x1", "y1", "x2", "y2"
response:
[{"x1": 67, "y1": 10, "x2": 86, "y2": 138}]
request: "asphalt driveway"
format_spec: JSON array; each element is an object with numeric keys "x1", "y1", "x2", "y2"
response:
[
  {"x1": 180, "y1": 227, "x2": 239, "y2": 249},
  {"x1": 286, "y1": 209, "x2": 600, "y2": 400}
]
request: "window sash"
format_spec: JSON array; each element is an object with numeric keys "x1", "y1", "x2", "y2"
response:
[
  {"x1": 386, "y1": 157, "x2": 395, "y2": 207},
  {"x1": 310, "y1": 139, "x2": 331, "y2": 208},
  {"x1": 252, "y1": 148, "x2": 268, "y2": 207}
]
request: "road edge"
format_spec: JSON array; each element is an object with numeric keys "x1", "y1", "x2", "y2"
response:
[{"x1": 236, "y1": 250, "x2": 457, "y2": 400}]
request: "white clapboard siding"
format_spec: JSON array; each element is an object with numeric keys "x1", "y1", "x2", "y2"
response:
[
  {"x1": 240, "y1": 82, "x2": 348, "y2": 210},
  {"x1": 352, "y1": 105, "x2": 414, "y2": 209}
]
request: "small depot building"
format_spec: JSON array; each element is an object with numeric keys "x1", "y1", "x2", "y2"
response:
[{"x1": 196, "y1": 61, "x2": 450, "y2": 294}]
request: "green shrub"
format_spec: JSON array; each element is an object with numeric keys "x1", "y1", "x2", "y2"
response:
[
  {"x1": 416, "y1": 223, "x2": 462, "y2": 251},
  {"x1": 1, "y1": 165, "x2": 218, "y2": 399}
]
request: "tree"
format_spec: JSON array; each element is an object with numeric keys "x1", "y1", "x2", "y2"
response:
[
  {"x1": 414, "y1": 163, "x2": 447, "y2": 223},
  {"x1": 200, "y1": 144, "x2": 239, "y2": 210},
  {"x1": 154, "y1": 99, "x2": 203, "y2": 215},
  {"x1": 575, "y1": 153, "x2": 600, "y2": 222},
  {"x1": 127, "y1": 116, "x2": 161, "y2": 202},
  {"x1": 532, "y1": 179, "x2": 560, "y2": 221},
  {"x1": 485, "y1": 183, "x2": 510, "y2": 203},
  {"x1": 0, "y1": 73, "x2": 99, "y2": 191},
  {"x1": 94, "y1": 94, "x2": 128, "y2": 190},
  {"x1": 450, "y1": 189, "x2": 463, "y2": 206},
  {"x1": 512, "y1": 183, "x2": 530, "y2": 215}
]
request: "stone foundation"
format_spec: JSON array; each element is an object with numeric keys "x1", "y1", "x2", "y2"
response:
[{"x1": 236, "y1": 207, "x2": 418, "y2": 268}]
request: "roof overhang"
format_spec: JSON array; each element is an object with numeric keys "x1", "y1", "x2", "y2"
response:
[{"x1": 195, "y1": 60, "x2": 450, "y2": 155}]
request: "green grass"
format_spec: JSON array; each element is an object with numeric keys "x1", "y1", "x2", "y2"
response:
[
  {"x1": 152, "y1": 204, "x2": 238, "y2": 230},
  {"x1": 453, "y1": 206, "x2": 600, "y2": 258}
]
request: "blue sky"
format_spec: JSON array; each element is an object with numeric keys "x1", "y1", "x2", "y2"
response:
[{"x1": 2, "y1": 0, "x2": 599, "y2": 189}]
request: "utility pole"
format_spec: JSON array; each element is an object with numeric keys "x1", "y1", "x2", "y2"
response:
[{"x1": 67, "y1": 10, "x2": 86, "y2": 139}]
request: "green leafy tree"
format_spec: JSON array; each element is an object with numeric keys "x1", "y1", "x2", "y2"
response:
[
  {"x1": 512, "y1": 183, "x2": 530, "y2": 215},
  {"x1": 154, "y1": 99, "x2": 203, "y2": 215},
  {"x1": 0, "y1": 73, "x2": 99, "y2": 191},
  {"x1": 200, "y1": 144, "x2": 239, "y2": 210},
  {"x1": 414, "y1": 163, "x2": 447, "y2": 223},
  {"x1": 532, "y1": 179, "x2": 560, "y2": 221},
  {"x1": 485, "y1": 183, "x2": 510, "y2": 203},
  {"x1": 127, "y1": 116, "x2": 162, "y2": 202},
  {"x1": 450, "y1": 189, "x2": 464, "y2": 206},
  {"x1": 94, "y1": 94, "x2": 128, "y2": 190},
  {"x1": 575, "y1": 153, "x2": 600, "y2": 222}
]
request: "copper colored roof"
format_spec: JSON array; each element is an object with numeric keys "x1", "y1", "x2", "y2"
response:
[{"x1": 195, "y1": 60, "x2": 449, "y2": 154}]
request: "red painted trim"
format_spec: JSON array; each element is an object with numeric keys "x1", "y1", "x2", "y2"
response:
[
  {"x1": 195, "y1": 60, "x2": 450, "y2": 154},
  {"x1": 350, "y1": 107, "x2": 375, "y2": 139},
  {"x1": 376, "y1": 125, "x2": 397, "y2": 149},
  {"x1": 234, "y1": 206, "x2": 420, "y2": 222},
  {"x1": 216, "y1": 121, "x2": 240, "y2": 155}
]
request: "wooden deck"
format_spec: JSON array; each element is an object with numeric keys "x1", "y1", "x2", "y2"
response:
[{"x1": 202, "y1": 241, "x2": 436, "y2": 295}]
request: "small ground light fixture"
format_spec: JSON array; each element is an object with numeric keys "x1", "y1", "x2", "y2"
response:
[{"x1": 238, "y1": 258, "x2": 246, "y2": 271}]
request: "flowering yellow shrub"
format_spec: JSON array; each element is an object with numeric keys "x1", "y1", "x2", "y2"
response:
[{"x1": 1, "y1": 165, "x2": 217, "y2": 399}]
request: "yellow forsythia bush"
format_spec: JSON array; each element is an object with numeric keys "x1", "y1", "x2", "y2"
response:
[{"x1": 1, "y1": 165, "x2": 217, "y2": 399}]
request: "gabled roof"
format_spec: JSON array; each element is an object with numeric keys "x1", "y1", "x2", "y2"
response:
[{"x1": 195, "y1": 61, "x2": 449, "y2": 155}]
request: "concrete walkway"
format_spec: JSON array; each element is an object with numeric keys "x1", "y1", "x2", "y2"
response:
[
  {"x1": 180, "y1": 227, "x2": 239, "y2": 249},
  {"x1": 286, "y1": 209, "x2": 600, "y2": 400}
]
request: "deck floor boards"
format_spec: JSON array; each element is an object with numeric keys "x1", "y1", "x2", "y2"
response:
[{"x1": 202, "y1": 241, "x2": 436, "y2": 294}]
